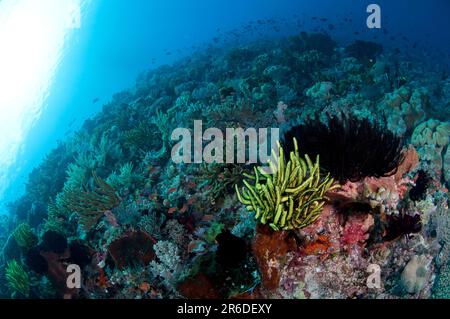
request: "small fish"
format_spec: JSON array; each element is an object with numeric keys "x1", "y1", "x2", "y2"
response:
[
  {"x1": 139, "y1": 282, "x2": 150, "y2": 293},
  {"x1": 187, "y1": 196, "x2": 196, "y2": 206},
  {"x1": 167, "y1": 187, "x2": 177, "y2": 194},
  {"x1": 179, "y1": 204, "x2": 188, "y2": 213},
  {"x1": 188, "y1": 240, "x2": 207, "y2": 254},
  {"x1": 92, "y1": 97, "x2": 99, "y2": 104},
  {"x1": 186, "y1": 180, "x2": 197, "y2": 189},
  {"x1": 168, "y1": 207, "x2": 177, "y2": 214},
  {"x1": 104, "y1": 210, "x2": 119, "y2": 227},
  {"x1": 98, "y1": 268, "x2": 108, "y2": 289},
  {"x1": 202, "y1": 214, "x2": 214, "y2": 222}
]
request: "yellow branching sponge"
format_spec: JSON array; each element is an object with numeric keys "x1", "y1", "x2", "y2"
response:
[
  {"x1": 5, "y1": 260, "x2": 30, "y2": 298},
  {"x1": 235, "y1": 138, "x2": 339, "y2": 231}
]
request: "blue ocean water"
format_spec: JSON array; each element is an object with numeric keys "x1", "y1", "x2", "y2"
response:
[{"x1": 0, "y1": 0, "x2": 449, "y2": 210}]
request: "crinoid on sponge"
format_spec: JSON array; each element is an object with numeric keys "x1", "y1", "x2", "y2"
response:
[
  {"x1": 235, "y1": 139, "x2": 338, "y2": 231},
  {"x1": 12, "y1": 223, "x2": 38, "y2": 251},
  {"x1": 283, "y1": 114, "x2": 404, "y2": 183},
  {"x1": 5, "y1": 259, "x2": 30, "y2": 298}
]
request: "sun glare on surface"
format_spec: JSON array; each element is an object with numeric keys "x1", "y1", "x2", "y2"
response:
[{"x1": 0, "y1": 0, "x2": 82, "y2": 199}]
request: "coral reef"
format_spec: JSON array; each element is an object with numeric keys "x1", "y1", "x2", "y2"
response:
[{"x1": 1, "y1": 30, "x2": 449, "y2": 300}]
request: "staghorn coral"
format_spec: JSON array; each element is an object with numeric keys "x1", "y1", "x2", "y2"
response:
[
  {"x1": 59, "y1": 173, "x2": 120, "y2": 231},
  {"x1": 235, "y1": 139, "x2": 338, "y2": 231},
  {"x1": 12, "y1": 223, "x2": 37, "y2": 251},
  {"x1": 5, "y1": 260, "x2": 30, "y2": 298}
]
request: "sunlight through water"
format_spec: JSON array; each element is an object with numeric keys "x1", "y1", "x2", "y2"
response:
[{"x1": 0, "y1": 0, "x2": 84, "y2": 205}]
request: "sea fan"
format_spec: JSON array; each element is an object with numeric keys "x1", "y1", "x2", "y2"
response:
[{"x1": 283, "y1": 114, "x2": 404, "y2": 182}]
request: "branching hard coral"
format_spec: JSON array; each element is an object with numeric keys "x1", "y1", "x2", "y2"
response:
[
  {"x1": 284, "y1": 114, "x2": 404, "y2": 182},
  {"x1": 235, "y1": 139, "x2": 338, "y2": 231},
  {"x1": 12, "y1": 223, "x2": 37, "y2": 250},
  {"x1": 5, "y1": 260, "x2": 30, "y2": 298},
  {"x1": 60, "y1": 173, "x2": 120, "y2": 231}
]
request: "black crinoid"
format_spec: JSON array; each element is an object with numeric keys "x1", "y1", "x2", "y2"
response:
[
  {"x1": 384, "y1": 211, "x2": 422, "y2": 241},
  {"x1": 283, "y1": 114, "x2": 405, "y2": 183}
]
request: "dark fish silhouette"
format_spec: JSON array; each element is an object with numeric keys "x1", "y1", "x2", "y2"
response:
[{"x1": 92, "y1": 97, "x2": 99, "y2": 104}]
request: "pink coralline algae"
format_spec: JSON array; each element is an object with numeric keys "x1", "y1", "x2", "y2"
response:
[{"x1": 341, "y1": 214, "x2": 374, "y2": 250}]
